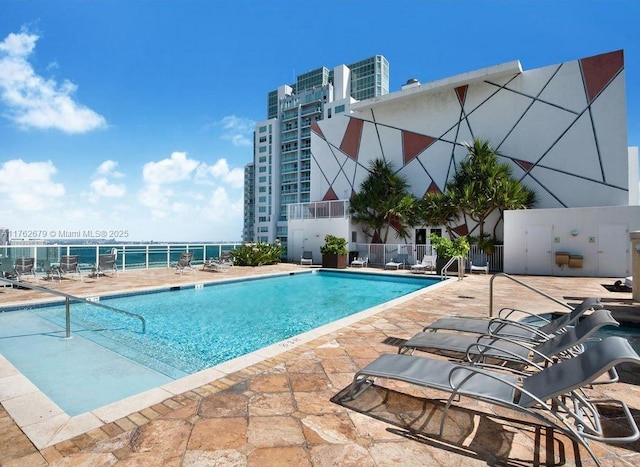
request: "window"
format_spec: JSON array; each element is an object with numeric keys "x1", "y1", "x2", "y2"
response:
[
  {"x1": 258, "y1": 196, "x2": 266, "y2": 202},
  {"x1": 258, "y1": 176, "x2": 266, "y2": 182},
  {"x1": 258, "y1": 166, "x2": 267, "y2": 173},
  {"x1": 259, "y1": 126, "x2": 267, "y2": 133},
  {"x1": 259, "y1": 186, "x2": 266, "y2": 192},
  {"x1": 259, "y1": 146, "x2": 267, "y2": 153},
  {"x1": 258, "y1": 207, "x2": 266, "y2": 213},
  {"x1": 327, "y1": 108, "x2": 332, "y2": 119},
  {"x1": 259, "y1": 216, "x2": 267, "y2": 222},
  {"x1": 335, "y1": 104, "x2": 345, "y2": 114},
  {"x1": 259, "y1": 156, "x2": 266, "y2": 163}
]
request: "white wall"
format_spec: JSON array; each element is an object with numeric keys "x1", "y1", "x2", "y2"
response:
[
  {"x1": 629, "y1": 146, "x2": 639, "y2": 205},
  {"x1": 504, "y1": 206, "x2": 640, "y2": 277},
  {"x1": 287, "y1": 216, "x2": 350, "y2": 264}
]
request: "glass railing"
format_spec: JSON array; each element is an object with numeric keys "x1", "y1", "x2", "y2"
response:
[{"x1": 0, "y1": 243, "x2": 242, "y2": 275}]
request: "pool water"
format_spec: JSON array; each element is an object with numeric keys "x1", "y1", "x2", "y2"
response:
[{"x1": 0, "y1": 270, "x2": 436, "y2": 415}]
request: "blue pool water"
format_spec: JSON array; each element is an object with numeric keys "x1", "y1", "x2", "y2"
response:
[{"x1": 0, "y1": 270, "x2": 436, "y2": 415}]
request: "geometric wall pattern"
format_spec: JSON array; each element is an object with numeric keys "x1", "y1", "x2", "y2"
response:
[{"x1": 311, "y1": 50, "x2": 628, "y2": 237}]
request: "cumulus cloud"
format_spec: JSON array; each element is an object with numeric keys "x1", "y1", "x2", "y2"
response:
[
  {"x1": 211, "y1": 115, "x2": 254, "y2": 147},
  {"x1": 196, "y1": 158, "x2": 244, "y2": 188},
  {"x1": 96, "y1": 160, "x2": 124, "y2": 178},
  {"x1": 138, "y1": 151, "x2": 245, "y2": 223},
  {"x1": 0, "y1": 159, "x2": 65, "y2": 210},
  {"x1": 142, "y1": 151, "x2": 199, "y2": 184},
  {"x1": 0, "y1": 29, "x2": 106, "y2": 133},
  {"x1": 87, "y1": 160, "x2": 126, "y2": 203}
]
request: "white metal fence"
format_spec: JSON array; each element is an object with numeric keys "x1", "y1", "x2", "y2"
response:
[{"x1": 351, "y1": 243, "x2": 504, "y2": 271}]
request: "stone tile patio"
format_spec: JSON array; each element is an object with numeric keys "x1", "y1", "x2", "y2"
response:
[{"x1": 1, "y1": 264, "x2": 639, "y2": 466}]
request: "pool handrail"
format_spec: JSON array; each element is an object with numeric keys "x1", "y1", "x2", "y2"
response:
[
  {"x1": 488, "y1": 272, "x2": 574, "y2": 317},
  {"x1": 0, "y1": 277, "x2": 146, "y2": 336}
]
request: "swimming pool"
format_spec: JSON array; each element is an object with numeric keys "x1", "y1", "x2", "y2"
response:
[{"x1": 0, "y1": 270, "x2": 438, "y2": 416}]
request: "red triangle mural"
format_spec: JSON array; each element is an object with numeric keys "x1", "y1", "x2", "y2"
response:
[
  {"x1": 339, "y1": 118, "x2": 363, "y2": 160},
  {"x1": 402, "y1": 131, "x2": 436, "y2": 165},
  {"x1": 580, "y1": 50, "x2": 624, "y2": 103},
  {"x1": 310, "y1": 121, "x2": 324, "y2": 138},
  {"x1": 390, "y1": 216, "x2": 402, "y2": 233},
  {"x1": 323, "y1": 187, "x2": 338, "y2": 201},
  {"x1": 514, "y1": 159, "x2": 535, "y2": 171},
  {"x1": 455, "y1": 85, "x2": 468, "y2": 107},
  {"x1": 453, "y1": 224, "x2": 468, "y2": 236},
  {"x1": 424, "y1": 182, "x2": 441, "y2": 197}
]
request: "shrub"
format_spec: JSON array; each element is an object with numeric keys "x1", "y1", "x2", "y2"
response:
[
  {"x1": 319, "y1": 234, "x2": 349, "y2": 255},
  {"x1": 429, "y1": 233, "x2": 470, "y2": 258},
  {"x1": 230, "y1": 241, "x2": 285, "y2": 266}
]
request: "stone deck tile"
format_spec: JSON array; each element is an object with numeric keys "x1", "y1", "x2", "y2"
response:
[{"x1": 1, "y1": 266, "x2": 639, "y2": 465}]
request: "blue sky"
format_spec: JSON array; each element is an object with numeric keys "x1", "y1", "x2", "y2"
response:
[{"x1": 1, "y1": 0, "x2": 638, "y2": 242}]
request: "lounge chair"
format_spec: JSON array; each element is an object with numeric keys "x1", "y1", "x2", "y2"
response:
[
  {"x1": 351, "y1": 256, "x2": 368, "y2": 268},
  {"x1": 12, "y1": 257, "x2": 38, "y2": 283},
  {"x1": 300, "y1": 251, "x2": 313, "y2": 266},
  {"x1": 385, "y1": 254, "x2": 408, "y2": 270},
  {"x1": 410, "y1": 254, "x2": 436, "y2": 274},
  {"x1": 50, "y1": 255, "x2": 83, "y2": 282},
  {"x1": 203, "y1": 251, "x2": 233, "y2": 272},
  {"x1": 468, "y1": 253, "x2": 489, "y2": 274},
  {"x1": 423, "y1": 297, "x2": 602, "y2": 340},
  {"x1": 340, "y1": 336, "x2": 640, "y2": 466},
  {"x1": 174, "y1": 252, "x2": 195, "y2": 275},
  {"x1": 92, "y1": 253, "x2": 118, "y2": 278},
  {"x1": 400, "y1": 309, "x2": 620, "y2": 373}
]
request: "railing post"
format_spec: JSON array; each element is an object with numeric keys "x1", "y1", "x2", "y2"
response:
[{"x1": 65, "y1": 297, "x2": 71, "y2": 339}]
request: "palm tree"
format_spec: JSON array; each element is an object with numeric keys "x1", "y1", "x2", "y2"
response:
[
  {"x1": 420, "y1": 137, "x2": 536, "y2": 243},
  {"x1": 350, "y1": 159, "x2": 421, "y2": 243},
  {"x1": 421, "y1": 191, "x2": 459, "y2": 238}
]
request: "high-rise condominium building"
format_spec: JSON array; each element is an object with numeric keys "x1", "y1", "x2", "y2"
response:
[{"x1": 245, "y1": 55, "x2": 389, "y2": 248}]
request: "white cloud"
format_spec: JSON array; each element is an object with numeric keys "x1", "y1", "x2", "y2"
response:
[
  {"x1": 196, "y1": 158, "x2": 244, "y2": 188},
  {"x1": 90, "y1": 178, "x2": 126, "y2": 198},
  {"x1": 0, "y1": 159, "x2": 65, "y2": 210},
  {"x1": 96, "y1": 160, "x2": 124, "y2": 178},
  {"x1": 142, "y1": 151, "x2": 199, "y2": 184},
  {"x1": 87, "y1": 160, "x2": 126, "y2": 203},
  {"x1": 212, "y1": 115, "x2": 254, "y2": 147},
  {"x1": 138, "y1": 152, "x2": 245, "y2": 227},
  {"x1": 0, "y1": 29, "x2": 106, "y2": 133}
]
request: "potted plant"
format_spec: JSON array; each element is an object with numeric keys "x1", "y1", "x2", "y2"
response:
[
  {"x1": 429, "y1": 233, "x2": 470, "y2": 273},
  {"x1": 320, "y1": 234, "x2": 349, "y2": 269}
]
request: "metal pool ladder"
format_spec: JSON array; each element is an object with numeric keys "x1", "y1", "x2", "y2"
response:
[{"x1": 0, "y1": 277, "x2": 146, "y2": 337}]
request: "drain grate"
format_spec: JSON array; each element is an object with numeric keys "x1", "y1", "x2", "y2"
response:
[{"x1": 381, "y1": 336, "x2": 407, "y2": 347}]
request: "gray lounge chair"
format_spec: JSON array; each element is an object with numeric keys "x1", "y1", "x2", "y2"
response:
[
  {"x1": 424, "y1": 297, "x2": 602, "y2": 340},
  {"x1": 341, "y1": 336, "x2": 640, "y2": 466},
  {"x1": 203, "y1": 251, "x2": 233, "y2": 272},
  {"x1": 351, "y1": 256, "x2": 368, "y2": 267},
  {"x1": 13, "y1": 257, "x2": 38, "y2": 282},
  {"x1": 300, "y1": 251, "x2": 313, "y2": 266},
  {"x1": 410, "y1": 254, "x2": 436, "y2": 274},
  {"x1": 385, "y1": 253, "x2": 408, "y2": 270},
  {"x1": 51, "y1": 255, "x2": 82, "y2": 282},
  {"x1": 92, "y1": 253, "x2": 118, "y2": 278},
  {"x1": 401, "y1": 309, "x2": 619, "y2": 373},
  {"x1": 174, "y1": 252, "x2": 195, "y2": 275}
]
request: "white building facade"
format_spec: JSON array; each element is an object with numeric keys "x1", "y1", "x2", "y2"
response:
[
  {"x1": 246, "y1": 56, "x2": 390, "y2": 247},
  {"x1": 297, "y1": 49, "x2": 638, "y2": 277}
]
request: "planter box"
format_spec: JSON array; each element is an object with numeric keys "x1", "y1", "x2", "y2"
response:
[
  {"x1": 569, "y1": 255, "x2": 583, "y2": 268},
  {"x1": 322, "y1": 254, "x2": 347, "y2": 269},
  {"x1": 555, "y1": 252, "x2": 570, "y2": 266}
]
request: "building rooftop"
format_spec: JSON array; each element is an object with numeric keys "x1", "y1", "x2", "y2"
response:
[{"x1": 1, "y1": 266, "x2": 639, "y2": 465}]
